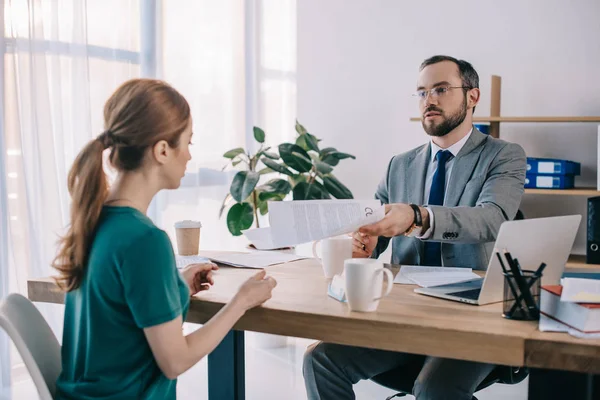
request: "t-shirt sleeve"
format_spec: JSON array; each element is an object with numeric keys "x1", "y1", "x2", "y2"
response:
[{"x1": 120, "y1": 228, "x2": 183, "y2": 328}]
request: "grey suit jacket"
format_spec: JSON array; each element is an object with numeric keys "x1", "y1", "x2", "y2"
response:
[{"x1": 373, "y1": 128, "x2": 526, "y2": 270}]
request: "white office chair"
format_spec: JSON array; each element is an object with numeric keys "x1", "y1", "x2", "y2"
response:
[{"x1": 0, "y1": 293, "x2": 61, "y2": 400}]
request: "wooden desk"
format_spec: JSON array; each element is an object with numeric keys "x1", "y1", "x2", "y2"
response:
[{"x1": 28, "y1": 258, "x2": 600, "y2": 400}]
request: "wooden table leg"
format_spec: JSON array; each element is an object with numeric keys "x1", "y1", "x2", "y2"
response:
[
  {"x1": 208, "y1": 330, "x2": 245, "y2": 400},
  {"x1": 528, "y1": 368, "x2": 598, "y2": 400}
]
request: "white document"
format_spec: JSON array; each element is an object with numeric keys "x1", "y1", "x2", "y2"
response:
[
  {"x1": 242, "y1": 227, "x2": 278, "y2": 250},
  {"x1": 393, "y1": 265, "x2": 480, "y2": 288},
  {"x1": 539, "y1": 314, "x2": 569, "y2": 332},
  {"x1": 560, "y1": 278, "x2": 600, "y2": 303},
  {"x1": 539, "y1": 314, "x2": 600, "y2": 339},
  {"x1": 175, "y1": 255, "x2": 211, "y2": 269},
  {"x1": 201, "y1": 250, "x2": 308, "y2": 269},
  {"x1": 267, "y1": 199, "x2": 385, "y2": 248}
]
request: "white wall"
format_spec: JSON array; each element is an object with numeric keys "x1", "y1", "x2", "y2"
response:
[{"x1": 297, "y1": 0, "x2": 600, "y2": 254}]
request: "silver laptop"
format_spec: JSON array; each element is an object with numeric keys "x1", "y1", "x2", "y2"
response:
[{"x1": 414, "y1": 215, "x2": 582, "y2": 305}]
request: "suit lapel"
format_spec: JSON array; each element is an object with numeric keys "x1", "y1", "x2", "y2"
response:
[
  {"x1": 405, "y1": 143, "x2": 431, "y2": 205},
  {"x1": 445, "y1": 128, "x2": 487, "y2": 207}
]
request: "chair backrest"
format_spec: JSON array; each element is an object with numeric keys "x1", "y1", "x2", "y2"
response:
[{"x1": 0, "y1": 293, "x2": 61, "y2": 400}]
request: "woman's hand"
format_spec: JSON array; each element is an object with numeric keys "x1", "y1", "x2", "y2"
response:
[
  {"x1": 232, "y1": 270, "x2": 277, "y2": 312},
  {"x1": 181, "y1": 262, "x2": 219, "y2": 295}
]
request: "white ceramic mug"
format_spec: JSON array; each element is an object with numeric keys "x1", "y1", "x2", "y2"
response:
[
  {"x1": 344, "y1": 258, "x2": 393, "y2": 312},
  {"x1": 312, "y1": 236, "x2": 353, "y2": 278}
]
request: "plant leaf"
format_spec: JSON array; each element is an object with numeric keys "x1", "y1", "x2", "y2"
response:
[
  {"x1": 224, "y1": 147, "x2": 245, "y2": 159},
  {"x1": 226, "y1": 202, "x2": 254, "y2": 236},
  {"x1": 258, "y1": 166, "x2": 275, "y2": 175},
  {"x1": 219, "y1": 193, "x2": 233, "y2": 218},
  {"x1": 295, "y1": 135, "x2": 309, "y2": 151},
  {"x1": 292, "y1": 181, "x2": 330, "y2": 200},
  {"x1": 279, "y1": 143, "x2": 312, "y2": 173},
  {"x1": 331, "y1": 151, "x2": 356, "y2": 160},
  {"x1": 322, "y1": 151, "x2": 355, "y2": 166},
  {"x1": 230, "y1": 171, "x2": 260, "y2": 202},
  {"x1": 253, "y1": 127, "x2": 265, "y2": 143},
  {"x1": 323, "y1": 175, "x2": 353, "y2": 199},
  {"x1": 257, "y1": 197, "x2": 270, "y2": 215},
  {"x1": 258, "y1": 178, "x2": 292, "y2": 195},
  {"x1": 258, "y1": 191, "x2": 287, "y2": 202},
  {"x1": 262, "y1": 151, "x2": 279, "y2": 160},
  {"x1": 288, "y1": 174, "x2": 307, "y2": 187},
  {"x1": 315, "y1": 161, "x2": 334, "y2": 174},
  {"x1": 321, "y1": 154, "x2": 340, "y2": 166},
  {"x1": 303, "y1": 132, "x2": 320, "y2": 152},
  {"x1": 295, "y1": 120, "x2": 308, "y2": 135},
  {"x1": 261, "y1": 158, "x2": 294, "y2": 176},
  {"x1": 319, "y1": 147, "x2": 336, "y2": 157},
  {"x1": 232, "y1": 159, "x2": 242, "y2": 167}
]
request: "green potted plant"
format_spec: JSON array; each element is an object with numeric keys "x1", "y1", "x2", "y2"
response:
[
  {"x1": 261, "y1": 120, "x2": 355, "y2": 201},
  {"x1": 220, "y1": 127, "x2": 291, "y2": 236},
  {"x1": 220, "y1": 121, "x2": 356, "y2": 236}
]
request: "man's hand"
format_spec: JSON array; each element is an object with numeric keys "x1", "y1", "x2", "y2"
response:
[
  {"x1": 359, "y1": 203, "x2": 420, "y2": 237},
  {"x1": 350, "y1": 232, "x2": 378, "y2": 258},
  {"x1": 181, "y1": 262, "x2": 219, "y2": 295}
]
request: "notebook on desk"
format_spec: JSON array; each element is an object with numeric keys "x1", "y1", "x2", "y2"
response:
[{"x1": 414, "y1": 215, "x2": 581, "y2": 305}]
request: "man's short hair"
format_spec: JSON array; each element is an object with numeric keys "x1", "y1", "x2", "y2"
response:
[{"x1": 420, "y1": 55, "x2": 479, "y2": 113}]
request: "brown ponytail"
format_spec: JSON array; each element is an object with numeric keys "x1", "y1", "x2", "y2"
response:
[{"x1": 53, "y1": 79, "x2": 190, "y2": 291}]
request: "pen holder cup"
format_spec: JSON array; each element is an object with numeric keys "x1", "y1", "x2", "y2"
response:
[{"x1": 502, "y1": 270, "x2": 541, "y2": 321}]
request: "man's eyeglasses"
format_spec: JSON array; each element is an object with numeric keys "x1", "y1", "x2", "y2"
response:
[{"x1": 413, "y1": 86, "x2": 471, "y2": 100}]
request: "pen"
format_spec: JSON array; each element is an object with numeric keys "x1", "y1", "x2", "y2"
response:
[
  {"x1": 496, "y1": 251, "x2": 526, "y2": 315},
  {"x1": 534, "y1": 262, "x2": 547, "y2": 277},
  {"x1": 508, "y1": 261, "x2": 547, "y2": 316},
  {"x1": 503, "y1": 249, "x2": 538, "y2": 318},
  {"x1": 513, "y1": 257, "x2": 524, "y2": 275}
]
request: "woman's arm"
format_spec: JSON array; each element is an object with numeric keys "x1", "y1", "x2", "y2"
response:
[{"x1": 143, "y1": 270, "x2": 276, "y2": 379}]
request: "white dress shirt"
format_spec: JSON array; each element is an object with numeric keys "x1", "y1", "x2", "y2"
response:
[{"x1": 418, "y1": 128, "x2": 473, "y2": 239}]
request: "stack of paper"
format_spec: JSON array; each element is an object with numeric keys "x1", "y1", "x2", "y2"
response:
[
  {"x1": 393, "y1": 265, "x2": 480, "y2": 288},
  {"x1": 560, "y1": 278, "x2": 600, "y2": 303},
  {"x1": 175, "y1": 255, "x2": 211, "y2": 269},
  {"x1": 243, "y1": 199, "x2": 385, "y2": 249}
]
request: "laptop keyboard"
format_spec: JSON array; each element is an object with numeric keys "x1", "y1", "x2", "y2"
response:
[{"x1": 447, "y1": 288, "x2": 481, "y2": 300}]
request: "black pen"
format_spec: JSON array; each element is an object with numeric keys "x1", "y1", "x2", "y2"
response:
[
  {"x1": 508, "y1": 261, "x2": 548, "y2": 316},
  {"x1": 534, "y1": 262, "x2": 547, "y2": 277},
  {"x1": 503, "y1": 250, "x2": 538, "y2": 318},
  {"x1": 496, "y1": 251, "x2": 526, "y2": 315},
  {"x1": 513, "y1": 257, "x2": 524, "y2": 275}
]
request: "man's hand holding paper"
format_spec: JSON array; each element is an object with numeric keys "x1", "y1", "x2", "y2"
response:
[{"x1": 359, "y1": 203, "x2": 430, "y2": 237}]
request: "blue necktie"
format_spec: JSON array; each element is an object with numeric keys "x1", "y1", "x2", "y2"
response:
[{"x1": 423, "y1": 150, "x2": 452, "y2": 266}]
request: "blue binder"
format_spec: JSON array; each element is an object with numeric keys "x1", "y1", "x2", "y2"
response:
[
  {"x1": 525, "y1": 174, "x2": 574, "y2": 189},
  {"x1": 526, "y1": 157, "x2": 581, "y2": 176}
]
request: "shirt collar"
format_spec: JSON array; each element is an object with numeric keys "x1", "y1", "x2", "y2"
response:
[{"x1": 430, "y1": 127, "x2": 473, "y2": 161}]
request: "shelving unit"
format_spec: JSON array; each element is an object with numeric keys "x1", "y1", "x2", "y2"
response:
[
  {"x1": 525, "y1": 187, "x2": 600, "y2": 196},
  {"x1": 411, "y1": 75, "x2": 600, "y2": 269},
  {"x1": 566, "y1": 254, "x2": 600, "y2": 270}
]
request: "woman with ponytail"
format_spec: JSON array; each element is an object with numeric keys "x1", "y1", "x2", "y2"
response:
[{"x1": 53, "y1": 79, "x2": 276, "y2": 399}]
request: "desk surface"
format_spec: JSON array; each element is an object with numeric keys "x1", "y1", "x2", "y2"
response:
[{"x1": 27, "y1": 257, "x2": 600, "y2": 374}]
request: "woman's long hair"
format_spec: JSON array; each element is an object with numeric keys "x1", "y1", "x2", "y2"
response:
[{"x1": 53, "y1": 79, "x2": 190, "y2": 291}]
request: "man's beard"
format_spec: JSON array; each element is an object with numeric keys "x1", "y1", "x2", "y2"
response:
[{"x1": 422, "y1": 97, "x2": 467, "y2": 137}]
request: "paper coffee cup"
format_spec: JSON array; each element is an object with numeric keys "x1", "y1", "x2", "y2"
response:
[{"x1": 174, "y1": 220, "x2": 202, "y2": 256}]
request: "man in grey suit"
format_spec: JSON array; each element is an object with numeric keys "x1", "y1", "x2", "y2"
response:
[{"x1": 303, "y1": 56, "x2": 526, "y2": 400}]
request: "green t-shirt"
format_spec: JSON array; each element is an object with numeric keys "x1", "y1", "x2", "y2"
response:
[{"x1": 56, "y1": 206, "x2": 190, "y2": 400}]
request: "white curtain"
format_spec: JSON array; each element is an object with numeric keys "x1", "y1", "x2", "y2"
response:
[
  {"x1": 0, "y1": 0, "x2": 141, "y2": 398},
  {"x1": 156, "y1": 0, "x2": 297, "y2": 252},
  {"x1": 0, "y1": 0, "x2": 296, "y2": 398}
]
